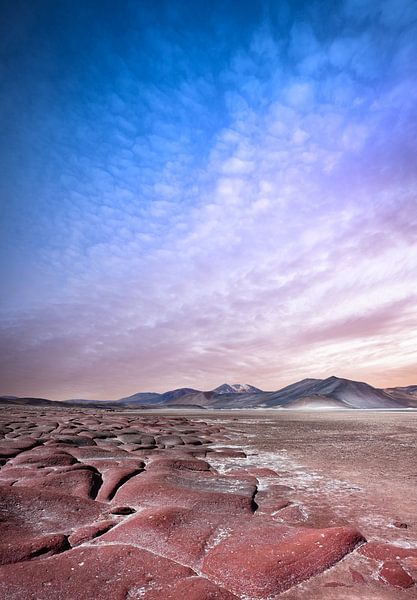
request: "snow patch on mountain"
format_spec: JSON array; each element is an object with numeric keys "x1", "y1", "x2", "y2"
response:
[{"x1": 212, "y1": 383, "x2": 263, "y2": 394}]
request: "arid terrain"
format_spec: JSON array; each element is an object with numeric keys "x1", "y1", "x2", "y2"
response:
[{"x1": 0, "y1": 407, "x2": 416, "y2": 599}]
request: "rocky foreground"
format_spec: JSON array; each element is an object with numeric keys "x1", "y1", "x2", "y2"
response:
[{"x1": 0, "y1": 408, "x2": 416, "y2": 599}]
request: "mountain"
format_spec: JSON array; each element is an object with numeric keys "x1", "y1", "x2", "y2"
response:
[
  {"x1": 383, "y1": 385, "x2": 417, "y2": 408},
  {"x1": 259, "y1": 376, "x2": 403, "y2": 410},
  {"x1": 117, "y1": 388, "x2": 204, "y2": 408},
  {"x1": 213, "y1": 383, "x2": 264, "y2": 394},
  {"x1": 118, "y1": 392, "x2": 163, "y2": 406},
  {"x1": 0, "y1": 396, "x2": 58, "y2": 407},
  {"x1": 2, "y1": 377, "x2": 417, "y2": 410},
  {"x1": 160, "y1": 388, "x2": 202, "y2": 402}
]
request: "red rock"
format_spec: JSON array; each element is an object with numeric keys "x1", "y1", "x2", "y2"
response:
[
  {"x1": 253, "y1": 485, "x2": 293, "y2": 515},
  {"x1": 66, "y1": 446, "x2": 128, "y2": 459},
  {"x1": 0, "y1": 466, "x2": 41, "y2": 482},
  {"x1": 109, "y1": 505, "x2": 136, "y2": 515},
  {"x1": 180, "y1": 436, "x2": 203, "y2": 446},
  {"x1": 224, "y1": 473, "x2": 259, "y2": 487},
  {"x1": 0, "y1": 440, "x2": 37, "y2": 458},
  {"x1": 156, "y1": 434, "x2": 184, "y2": 448},
  {"x1": 402, "y1": 557, "x2": 417, "y2": 579},
  {"x1": 0, "y1": 545, "x2": 194, "y2": 600},
  {"x1": 96, "y1": 465, "x2": 143, "y2": 502},
  {"x1": 11, "y1": 449, "x2": 77, "y2": 467},
  {"x1": 349, "y1": 567, "x2": 366, "y2": 583},
  {"x1": 151, "y1": 576, "x2": 239, "y2": 599},
  {"x1": 202, "y1": 521, "x2": 366, "y2": 597},
  {"x1": 98, "y1": 505, "x2": 235, "y2": 568},
  {"x1": 68, "y1": 520, "x2": 115, "y2": 546},
  {"x1": 147, "y1": 457, "x2": 211, "y2": 472},
  {"x1": 48, "y1": 435, "x2": 96, "y2": 446},
  {"x1": 181, "y1": 446, "x2": 209, "y2": 456},
  {"x1": 77, "y1": 457, "x2": 138, "y2": 471},
  {"x1": 0, "y1": 533, "x2": 69, "y2": 565},
  {"x1": 14, "y1": 467, "x2": 101, "y2": 499},
  {"x1": 358, "y1": 541, "x2": 417, "y2": 561},
  {"x1": 119, "y1": 432, "x2": 155, "y2": 446},
  {"x1": 379, "y1": 560, "x2": 415, "y2": 588},
  {"x1": 112, "y1": 470, "x2": 257, "y2": 514},
  {"x1": 274, "y1": 503, "x2": 308, "y2": 523},
  {"x1": 393, "y1": 521, "x2": 408, "y2": 529},
  {"x1": 0, "y1": 485, "x2": 105, "y2": 542},
  {"x1": 118, "y1": 443, "x2": 143, "y2": 451}
]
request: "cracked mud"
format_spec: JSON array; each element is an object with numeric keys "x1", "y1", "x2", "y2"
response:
[{"x1": 0, "y1": 407, "x2": 416, "y2": 599}]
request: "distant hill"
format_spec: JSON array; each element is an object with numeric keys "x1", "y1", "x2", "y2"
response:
[
  {"x1": 383, "y1": 385, "x2": 417, "y2": 408},
  {"x1": 0, "y1": 396, "x2": 57, "y2": 407},
  {"x1": 212, "y1": 383, "x2": 264, "y2": 394},
  {"x1": 259, "y1": 376, "x2": 403, "y2": 410},
  {"x1": 2, "y1": 377, "x2": 417, "y2": 410},
  {"x1": 118, "y1": 392, "x2": 164, "y2": 406}
]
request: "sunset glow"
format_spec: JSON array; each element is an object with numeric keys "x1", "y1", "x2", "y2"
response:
[{"x1": 1, "y1": 0, "x2": 417, "y2": 398}]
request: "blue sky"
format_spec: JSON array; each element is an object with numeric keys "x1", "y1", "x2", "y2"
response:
[{"x1": 1, "y1": 0, "x2": 417, "y2": 398}]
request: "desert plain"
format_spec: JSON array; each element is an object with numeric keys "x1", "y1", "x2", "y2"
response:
[{"x1": 0, "y1": 406, "x2": 416, "y2": 599}]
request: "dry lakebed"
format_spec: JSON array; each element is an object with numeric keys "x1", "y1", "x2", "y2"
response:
[{"x1": 0, "y1": 407, "x2": 416, "y2": 599}]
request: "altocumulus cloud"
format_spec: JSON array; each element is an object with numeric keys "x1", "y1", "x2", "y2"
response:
[{"x1": 1, "y1": 0, "x2": 417, "y2": 398}]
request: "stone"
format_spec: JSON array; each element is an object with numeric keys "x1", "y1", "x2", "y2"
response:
[
  {"x1": 48, "y1": 435, "x2": 96, "y2": 446},
  {"x1": 68, "y1": 520, "x2": 115, "y2": 546},
  {"x1": 0, "y1": 545, "x2": 194, "y2": 600},
  {"x1": 274, "y1": 503, "x2": 308, "y2": 523},
  {"x1": 0, "y1": 466, "x2": 41, "y2": 482},
  {"x1": 358, "y1": 542, "x2": 417, "y2": 561},
  {"x1": 11, "y1": 449, "x2": 77, "y2": 467},
  {"x1": 98, "y1": 505, "x2": 236, "y2": 568},
  {"x1": 393, "y1": 521, "x2": 408, "y2": 529},
  {"x1": 151, "y1": 576, "x2": 239, "y2": 599},
  {"x1": 0, "y1": 533, "x2": 69, "y2": 565},
  {"x1": 95, "y1": 465, "x2": 143, "y2": 502},
  {"x1": 146, "y1": 457, "x2": 211, "y2": 472},
  {"x1": 112, "y1": 470, "x2": 257, "y2": 514},
  {"x1": 14, "y1": 467, "x2": 102, "y2": 499},
  {"x1": 109, "y1": 505, "x2": 136, "y2": 515},
  {"x1": 156, "y1": 434, "x2": 184, "y2": 448},
  {"x1": 0, "y1": 485, "x2": 106, "y2": 541},
  {"x1": 202, "y1": 521, "x2": 365, "y2": 597},
  {"x1": 379, "y1": 560, "x2": 415, "y2": 588},
  {"x1": 349, "y1": 567, "x2": 366, "y2": 583}
]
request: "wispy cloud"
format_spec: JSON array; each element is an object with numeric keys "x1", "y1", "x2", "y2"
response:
[{"x1": 1, "y1": 0, "x2": 417, "y2": 398}]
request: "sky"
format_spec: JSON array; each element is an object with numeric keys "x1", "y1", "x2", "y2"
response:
[{"x1": 1, "y1": 0, "x2": 417, "y2": 399}]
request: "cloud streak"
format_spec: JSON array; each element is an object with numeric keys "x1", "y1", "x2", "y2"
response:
[{"x1": 1, "y1": 0, "x2": 417, "y2": 398}]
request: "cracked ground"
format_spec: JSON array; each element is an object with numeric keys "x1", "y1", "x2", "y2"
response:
[{"x1": 0, "y1": 407, "x2": 416, "y2": 599}]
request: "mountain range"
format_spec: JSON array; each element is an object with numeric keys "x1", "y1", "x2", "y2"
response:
[{"x1": 1, "y1": 376, "x2": 417, "y2": 410}]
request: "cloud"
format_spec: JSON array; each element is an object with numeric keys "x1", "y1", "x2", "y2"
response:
[{"x1": 1, "y1": 0, "x2": 417, "y2": 397}]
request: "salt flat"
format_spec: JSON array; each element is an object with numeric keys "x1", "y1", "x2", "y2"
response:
[{"x1": 0, "y1": 407, "x2": 416, "y2": 599}]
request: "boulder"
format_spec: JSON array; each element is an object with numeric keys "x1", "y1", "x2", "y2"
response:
[
  {"x1": 0, "y1": 533, "x2": 69, "y2": 565},
  {"x1": 0, "y1": 545, "x2": 194, "y2": 600},
  {"x1": 112, "y1": 470, "x2": 257, "y2": 514},
  {"x1": 98, "y1": 505, "x2": 236, "y2": 568},
  {"x1": 202, "y1": 521, "x2": 365, "y2": 597},
  {"x1": 379, "y1": 560, "x2": 415, "y2": 588}
]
